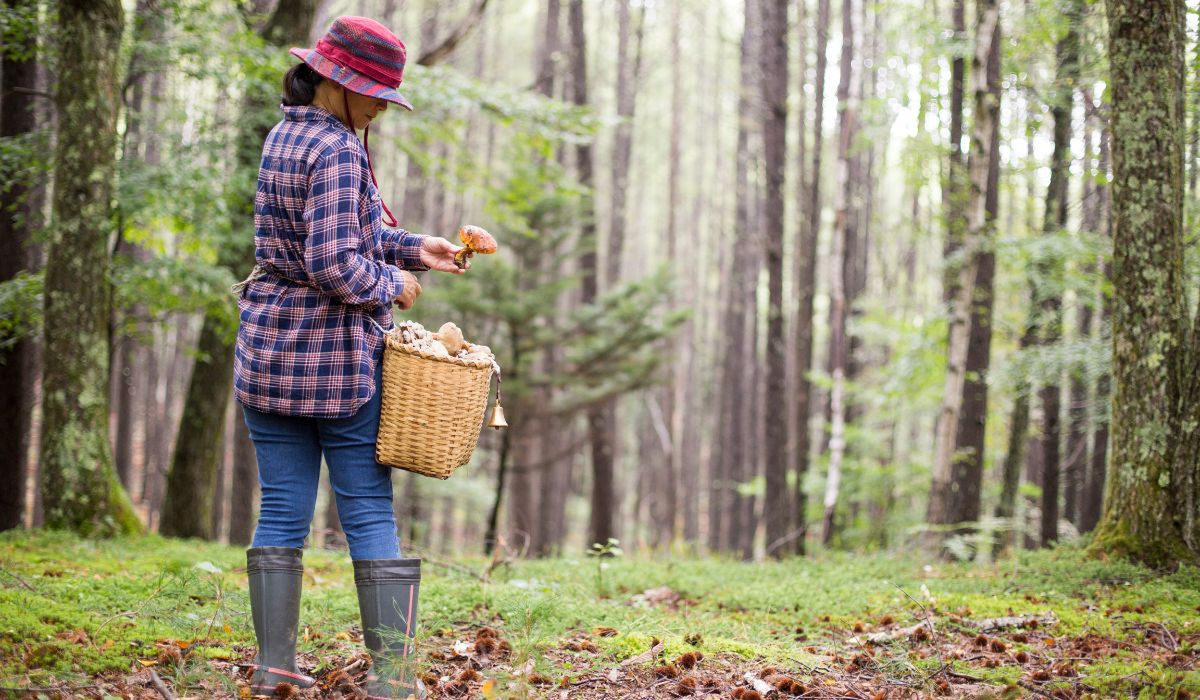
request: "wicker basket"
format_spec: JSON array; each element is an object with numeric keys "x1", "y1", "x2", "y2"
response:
[{"x1": 375, "y1": 330, "x2": 494, "y2": 479}]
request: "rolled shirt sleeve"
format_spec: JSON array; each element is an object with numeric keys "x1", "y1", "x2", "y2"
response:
[
  {"x1": 381, "y1": 228, "x2": 429, "y2": 271},
  {"x1": 304, "y1": 145, "x2": 403, "y2": 308}
]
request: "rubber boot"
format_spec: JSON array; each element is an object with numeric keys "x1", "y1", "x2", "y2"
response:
[
  {"x1": 246, "y1": 547, "x2": 315, "y2": 696},
  {"x1": 354, "y1": 558, "x2": 426, "y2": 700}
]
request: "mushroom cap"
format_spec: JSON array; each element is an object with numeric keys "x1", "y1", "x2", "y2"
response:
[
  {"x1": 458, "y1": 225, "x2": 498, "y2": 254},
  {"x1": 434, "y1": 322, "x2": 467, "y2": 355}
]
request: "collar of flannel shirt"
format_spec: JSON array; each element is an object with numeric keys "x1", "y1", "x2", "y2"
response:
[{"x1": 282, "y1": 103, "x2": 348, "y2": 130}]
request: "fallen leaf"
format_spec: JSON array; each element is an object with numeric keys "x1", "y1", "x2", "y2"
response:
[
  {"x1": 743, "y1": 672, "x2": 775, "y2": 695},
  {"x1": 453, "y1": 639, "x2": 475, "y2": 657},
  {"x1": 619, "y1": 642, "x2": 665, "y2": 668}
]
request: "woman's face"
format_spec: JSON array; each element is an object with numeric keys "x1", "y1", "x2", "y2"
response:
[{"x1": 345, "y1": 89, "x2": 389, "y2": 130}]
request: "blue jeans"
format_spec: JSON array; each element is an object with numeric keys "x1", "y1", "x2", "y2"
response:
[{"x1": 242, "y1": 365, "x2": 400, "y2": 561}]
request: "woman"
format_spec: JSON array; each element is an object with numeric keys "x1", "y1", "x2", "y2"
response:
[{"x1": 233, "y1": 16, "x2": 459, "y2": 700}]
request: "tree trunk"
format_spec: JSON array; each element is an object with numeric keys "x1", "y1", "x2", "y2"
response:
[
  {"x1": 0, "y1": 0, "x2": 41, "y2": 532},
  {"x1": 567, "y1": 0, "x2": 617, "y2": 549},
  {"x1": 1089, "y1": 0, "x2": 1196, "y2": 565},
  {"x1": 159, "y1": 0, "x2": 317, "y2": 539},
  {"x1": 761, "y1": 0, "x2": 790, "y2": 557},
  {"x1": 534, "y1": 0, "x2": 562, "y2": 98},
  {"x1": 926, "y1": 0, "x2": 1000, "y2": 551},
  {"x1": 1080, "y1": 115, "x2": 1111, "y2": 535},
  {"x1": 822, "y1": 0, "x2": 861, "y2": 546},
  {"x1": 1068, "y1": 89, "x2": 1100, "y2": 529},
  {"x1": 942, "y1": 0, "x2": 966, "y2": 305},
  {"x1": 714, "y1": 0, "x2": 763, "y2": 555},
  {"x1": 613, "y1": 0, "x2": 655, "y2": 546},
  {"x1": 1038, "y1": 1, "x2": 1080, "y2": 547},
  {"x1": 944, "y1": 1, "x2": 1001, "y2": 557},
  {"x1": 228, "y1": 414, "x2": 257, "y2": 545},
  {"x1": 994, "y1": 327, "x2": 1035, "y2": 556},
  {"x1": 926, "y1": 0, "x2": 971, "y2": 532},
  {"x1": 793, "y1": 0, "x2": 830, "y2": 555},
  {"x1": 112, "y1": 0, "x2": 165, "y2": 494},
  {"x1": 39, "y1": 0, "x2": 141, "y2": 535}
]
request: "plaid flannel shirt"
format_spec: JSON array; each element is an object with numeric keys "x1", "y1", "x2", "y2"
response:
[{"x1": 234, "y1": 105, "x2": 426, "y2": 418}]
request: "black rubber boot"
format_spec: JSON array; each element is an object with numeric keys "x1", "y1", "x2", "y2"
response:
[
  {"x1": 354, "y1": 558, "x2": 426, "y2": 700},
  {"x1": 246, "y1": 547, "x2": 315, "y2": 696}
]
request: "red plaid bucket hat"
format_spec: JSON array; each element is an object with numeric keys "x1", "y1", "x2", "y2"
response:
[
  {"x1": 290, "y1": 16, "x2": 412, "y2": 226},
  {"x1": 290, "y1": 16, "x2": 413, "y2": 111}
]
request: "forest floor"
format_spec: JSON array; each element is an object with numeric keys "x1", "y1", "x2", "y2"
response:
[{"x1": 0, "y1": 531, "x2": 1197, "y2": 699}]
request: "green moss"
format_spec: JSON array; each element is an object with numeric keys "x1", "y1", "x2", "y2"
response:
[
  {"x1": 1, "y1": 531, "x2": 1197, "y2": 696},
  {"x1": 1086, "y1": 516, "x2": 1198, "y2": 569}
]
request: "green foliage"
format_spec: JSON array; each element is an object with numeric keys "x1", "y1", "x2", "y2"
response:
[
  {"x1": 0, "y1": 0, "x2": 38, "y2": 62},
  {"x1": 0, "y1": 271, "x2": 42, "y2": 353},
  {"x1": 587, "y1": 538, "x2": 624, "y2": 596}
]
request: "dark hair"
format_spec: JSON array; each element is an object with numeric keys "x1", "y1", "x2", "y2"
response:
[{"x1": 282, "y1": 63, "x2": 324, "y2": 106}]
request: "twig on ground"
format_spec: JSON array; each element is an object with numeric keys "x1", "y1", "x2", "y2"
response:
[
  {"x1": 893, "y1": 584, "x2": 936, "y2": 639},
  {"x1": 484, "y1": 534, "x2": 519, "y2": 580},
  {"x1": 0, "y1": 567, "x2": 36, "y2": 592},
  {"x1": 864, "y1": 623, "x2": 924, "y2": 644},
  {"x1": 148, "y1": 669, "x2": 175, "y2": 700},
  {"x1": 1150, "y1": 622, "x2": 1178, "y2": 651},
  {"x1": 972, "y1": 612, "x2": 1058, "y2": 633},
  {"x1": 763, "y1": 527, "x2": 807, "y2": 558},
  {"x1": 340, "y1": 658, "x2": 367, "y2": 675}
]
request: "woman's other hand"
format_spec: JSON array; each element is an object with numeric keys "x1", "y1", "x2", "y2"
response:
[
  {"x1": 419, "y1": 236, "x2": 468, "y2": 274},
  {"x1": 395, "y1": 271, "x2": 422, "y2": 310}
]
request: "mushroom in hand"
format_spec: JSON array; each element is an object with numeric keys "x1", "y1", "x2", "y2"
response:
[{"x1": 453, "y1": 225, "x2": 499, "y2": 269}]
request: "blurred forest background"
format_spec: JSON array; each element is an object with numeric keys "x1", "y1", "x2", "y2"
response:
[{"x1": 1, "y1": 0, "x2": 1198, "y2": 567}]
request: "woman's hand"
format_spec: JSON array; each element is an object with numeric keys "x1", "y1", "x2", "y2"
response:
[
  {"x1": 419, "y1": 236, "x2": 468, "y2": 274},
  {"x1": 395, "y1": 271, "x2": 422, "y2": 310}
]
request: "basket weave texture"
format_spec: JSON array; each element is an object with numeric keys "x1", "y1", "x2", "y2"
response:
[{"x1": 375, "y1": 331, "x2": 493, "y2": 479}]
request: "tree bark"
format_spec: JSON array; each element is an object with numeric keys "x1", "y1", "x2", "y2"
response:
[
  {"x1": 1080, "y1": 115, "x2": 1111, "y2": 535},
  {"x1": 823, "y1": 0, "x2": 861, "y2": 546},
  {"x1": 1068, "y1": 89, "x2": 1101, "y2": 529},
  {"x1": 159, "y1": 0, "x2": 317, "y2": 539},
  {"x1": 0, "y1": 0, "x2": 41, "y2": 532},
  {"x1": 792, "y1": 0, "x2": 830, "y2": 555},
  {"x1": 112, "y1": 0, "x2": 165, "y2": 495},
  {"x1": 1089, "y1": 0, "x2": 1196, "y2": 565},
  {"x1": 926, "y1": 0, "x2": 1000, "y2": 551},
  {"x1": 713, "y1": 0, "x2": 763, "y2": 554},
  {"x1": 761, "y1": 0, "x2": 790, "y2": 557},
  {"x1": 567, "y1": 0, "x2": 617, "y2": 549},
  {"x1": 942, "y1": 0, "x2": 966, "y2": 305},
  {"x1": 948, "y1": 8, "x2": 1001, "y2": 554},
  {"x1": 994, "y1": 327, "x2": 1035, "y2": 556},
  {"x1": 39, "y1": 0, "x2": 142, "y2": 535},
  {"x1": 1037, "y1": 1, "x2": 1080, "y2": 547},
  {"x1": 228, "y1": 414, "x2": 257, "y2": 545}
]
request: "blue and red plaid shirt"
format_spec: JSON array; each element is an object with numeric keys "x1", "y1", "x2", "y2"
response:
[{"x1": 234, "y1": 105, "x2": 426, "y2": 418}]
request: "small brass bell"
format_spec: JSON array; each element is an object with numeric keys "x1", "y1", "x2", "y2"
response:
[{"x1": 487, "y1": 402, "x2": 508, "y2": 429}]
